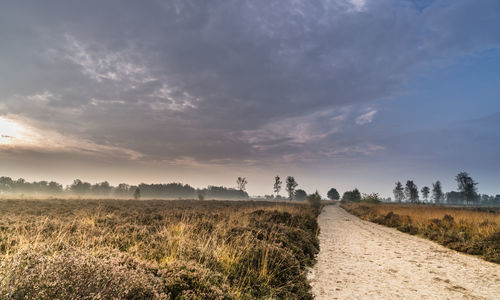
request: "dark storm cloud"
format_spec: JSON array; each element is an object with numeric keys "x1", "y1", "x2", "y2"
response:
[{"x1": 0, "y1": 0, "x2": 499, "y2": 165}]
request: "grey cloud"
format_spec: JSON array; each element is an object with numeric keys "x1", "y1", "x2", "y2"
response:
[{"x1": 0, "y1": 0, "x2": 499, "y2": 166}]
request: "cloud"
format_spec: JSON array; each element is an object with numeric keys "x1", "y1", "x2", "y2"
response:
[
  {"x1": 64, "y1": 35, "x2": 156, "y2": 84},
  {"x1": 356, "y1": 110, "x2": 377, "y2": 125},
  {"x1": 0, "y1": 0, "x2": 498, "y2": 168},
  {"x1": 149, "y1": 83, "x2": 200, "y2": 111},
  {"x1": 0, "y1": 116, "x2": 142, "y2": 160}
]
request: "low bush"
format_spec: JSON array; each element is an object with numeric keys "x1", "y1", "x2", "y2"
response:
[{"x1": 0, "y1": 199, "x2": 320, "y2": 299}]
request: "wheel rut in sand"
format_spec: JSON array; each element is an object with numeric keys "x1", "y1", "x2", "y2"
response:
[{"x1": 308, "y1": 205, "x2": 500, "y2": 299}]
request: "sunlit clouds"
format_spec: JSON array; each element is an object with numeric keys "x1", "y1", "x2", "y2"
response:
[
  {"x1": 0, "y1": 117, "x2": 24, "y2": 145},
  {"x1": 0, "y1": 116, "x2": 142, "y2": 160}
]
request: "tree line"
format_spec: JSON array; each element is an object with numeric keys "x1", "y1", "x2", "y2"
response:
[
  {"x1": 0, "y1": 176, "x2": 249, "y2": 199},
  {"x1": 393, "y1": 172, "x2": 500, "y2": 205},
  {"x1": 268, "y1": 175, "x2": 346, "y2": 203}
]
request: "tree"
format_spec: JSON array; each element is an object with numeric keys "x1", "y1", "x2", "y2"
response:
[
  {"x1": 133, "y1": 187, "x2": 141, "y2": 200},
  {"x1": 341, "y1": 188, "x2": 361, "y2": 202},
  {"x1": 393, "y1": 181, "x2": 404, "y2": 203},
  {"x1": 202, "y1": 186, "x2": 248, "y2": 199},
  {"x1": 48, "y1": 181, "x2": 63, "y2": 194},
  {"x1": 236, "y1": 177, "x2": 248, "y2": 192},
  {"x1": 114, "y1": 183, "x2": 131, "y2": 197},
  {"x1": 285, "y1": 176, "x2": 298, "y2": 200},
  {"x1": 421, "y1": 186, "x2": 430, "y2": 202},
  {"x1": 481, "y1": 194, "x2": 492, "y2": 204},
  {"x1": 273, "y1": 175, "x2": 282, "y2": 197},
  {"x1": 446, "y1": 191, "x2": 464, "y2": 204},
  {"x1": 455, "y1": 172, "x2": 478, "y2": 205},
  {"x1": 327, "y1": 188, "x2": 340, "y2": 200},
  {"x1": 362, "y1": 193, "x2": 381, "y2": 204},
  {"x1": 308, "y1": 191, "x2": 322, "y2": 214},
  {"x1": 404, "y1": 180, "x2": 419, "y2": 203},
  {"x1": 70, "y1": 179, "x2": 91, "y2": 195},
  {"x1": 432, "y1": 181, "x2": 444, "y2": 204},
  {"x1": 92, "y1": 181, "x2": 112, "y2": 196},
  {"x1": 295, "y1": 189, "x2": 307, "y2": 201},
  {"x1": 0, "y1": 176, "x2": 13, "y2": 193}
]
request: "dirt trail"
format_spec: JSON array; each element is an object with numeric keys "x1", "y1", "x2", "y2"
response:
[{"x1": 308, "y1": 205, "x2": 500, "y2": 299}]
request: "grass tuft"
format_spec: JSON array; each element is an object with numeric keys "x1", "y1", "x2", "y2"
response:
[{"x1": 0, "y1": 199, "x2": 319, "y2": 299}]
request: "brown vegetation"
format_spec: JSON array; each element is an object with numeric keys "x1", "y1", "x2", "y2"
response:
[
  {"x1": 341, "y1": 202, "x2": 500, "y2": 263},
  {"x1": 0, "y1": 199, "x2": 320, "y2": 299}
]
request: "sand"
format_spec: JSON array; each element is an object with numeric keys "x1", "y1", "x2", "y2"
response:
[{"x1": 308, "y1": 205, "x2": 500, "y2": 299}]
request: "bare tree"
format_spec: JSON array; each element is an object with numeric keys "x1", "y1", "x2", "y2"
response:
[{"x1": 236, "y1": 177, "x2": 248, "y2": 192}]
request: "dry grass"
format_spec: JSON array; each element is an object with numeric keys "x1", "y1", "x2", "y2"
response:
[
  {"x1": 0, "y1": 199, "x2": 320, "y2": 299},
  {"x1": 341, "y1": 202, "x2": 500, "y2": 263}
]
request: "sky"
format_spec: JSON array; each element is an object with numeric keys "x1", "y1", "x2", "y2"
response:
[{"x1": 0, "y1": 0, "x2": 499, "y2": 198}]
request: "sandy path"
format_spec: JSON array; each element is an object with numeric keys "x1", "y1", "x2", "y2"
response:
[{"x1": 308, "y1": 205, "x2": 500, "y2": 299}]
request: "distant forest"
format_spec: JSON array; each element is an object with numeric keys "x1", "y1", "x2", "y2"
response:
[{"x1": 0, "y1": 177, "x2": 248, "y2": 199}]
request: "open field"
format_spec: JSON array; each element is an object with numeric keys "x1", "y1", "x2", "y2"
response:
[
  {"x1": 0, "y1": 199, "x2": 319, "y2": 299},
  {"x1": 341, "y1": 202, "x2": 500, "y2": 263},
  {"x1": 309, "y1": 205, "x2": 500, "y2": 299}
]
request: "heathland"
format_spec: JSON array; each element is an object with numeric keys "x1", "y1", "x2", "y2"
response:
[
  {"x1": 341, "y1": 202, "x2": 499, "y2": 263},
  {"x1": 0, "y1": 199, "x2": 320, "y2": 299}
]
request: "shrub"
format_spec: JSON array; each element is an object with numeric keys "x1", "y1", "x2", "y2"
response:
[
  {"x1": 0, "y1": 247, "x2": 168, "y2": 300},
  {"x1": 0, "y1": 199, "x2": 320, "y2": 299},
  {"x1": 361, "y1": 193, "x2": 381, "y2": 204},
  {"x1": 307, "y1": 191, "x2": 322, "y2": 215}
]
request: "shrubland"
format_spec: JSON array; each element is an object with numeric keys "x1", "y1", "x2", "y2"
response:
[
  {"x1": 0, "y1": 199, "x2": 320, "y2": 299},
  {"x1": 341, "y1": 202, "x2": 499, "y2": 263}
]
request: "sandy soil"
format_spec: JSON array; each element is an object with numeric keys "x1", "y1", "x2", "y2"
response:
[{"x1": 308, "y1": 205, "x2": 500, "y2": 299}]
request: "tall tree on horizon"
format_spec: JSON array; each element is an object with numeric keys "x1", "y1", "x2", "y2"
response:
[
  {"x1": 327, "y1": 188, "x2": 340, "y2": 200},
  {"x1": 456, "y1": 172, "x2": 478, "y2": 205},
  {"x1": 273, "y1": 175, "x2": 282, "y2": 197},
  {"x1": 404, "y1": 180, "x2": 419, "y2": 203},
  {"x1": 236, "y1": 177, "x2": 248, "y2": 192},
  {"x1": 286, "y1": 176, "x2": 298, "y2": 201},
  {"x1": 421, "y1": 186, "x2": 430, "y2": 202},
  {"x1": 393, "y1": 181, "x2": 404, "y2": 203},
  {"x1": 432, "y1": 181, "x2": 444, "y2": 203}
]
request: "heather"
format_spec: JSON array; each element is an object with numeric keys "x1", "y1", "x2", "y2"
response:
[
  {"x1": 0, "y1": 199, "x2": 320, "y2": 299},
  {"x1": 341, "y1": 202, "x2": 499, "y2": 263}
]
